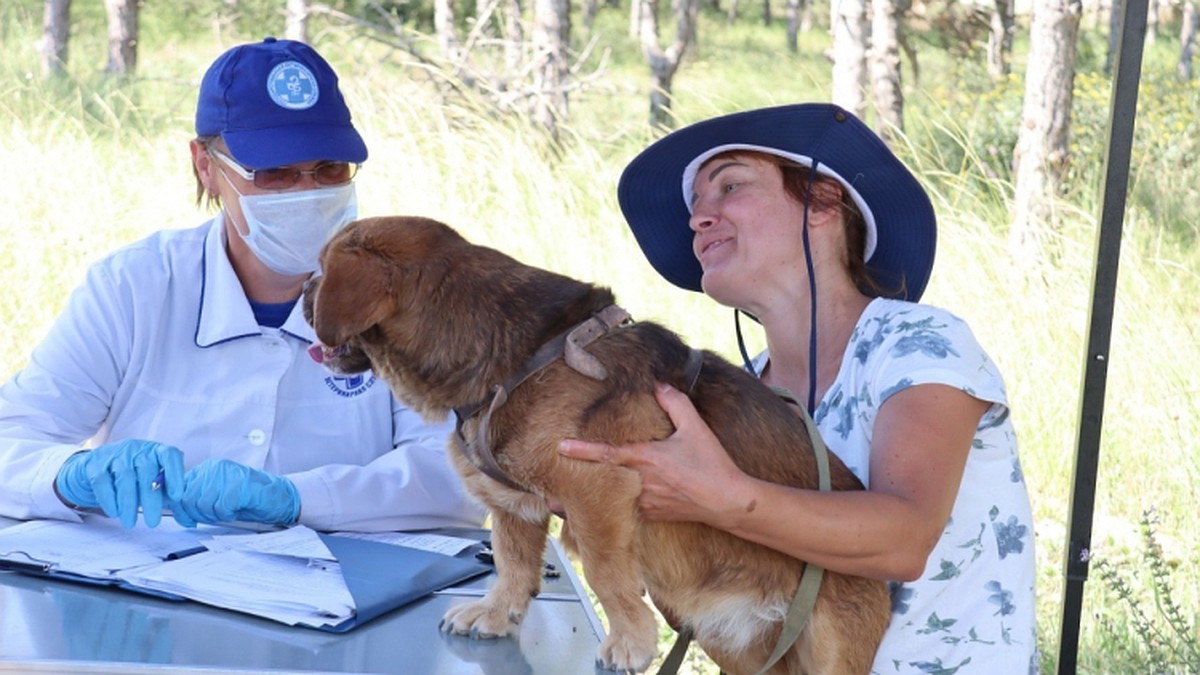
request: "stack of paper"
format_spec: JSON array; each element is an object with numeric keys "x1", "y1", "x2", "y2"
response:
[
  {"x1": 0, "y1": 516, "x2": 217, "y2": 577},
  {"x1": 0, "y1": 515, "x2": 492, "y2": 632},
  {"x1": 0, "y1": 517, "x2": 355, "y2": 628},
  {"x1": 115, "y1": 526, "x2": 356, "y2": 628}
]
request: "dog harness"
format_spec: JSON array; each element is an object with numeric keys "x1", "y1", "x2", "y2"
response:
[
  {"x1": 453, "y1": 304, "x2": 629, "y2": 492},
  {"x1": 657, "y1": 386, "x2": 831, "y2": 675}
]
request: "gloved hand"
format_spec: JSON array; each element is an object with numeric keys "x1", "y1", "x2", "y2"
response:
[
  {"x1": 54, "y1": 440, "x2": 186, "y2": 529},
  {"x1": 170, "y1": 459, "x2": 300, "y2": 527}
]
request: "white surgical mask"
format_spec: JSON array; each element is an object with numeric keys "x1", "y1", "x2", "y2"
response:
[{"x1": 225, "y1": 177, "x2": 358, "y2": 276}]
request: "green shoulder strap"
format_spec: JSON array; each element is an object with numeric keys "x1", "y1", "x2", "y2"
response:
[
  {"x1": 750, "y1": 387, "x2": 831, "y2": 675},
  {"x1": 657, "y1": 387, "x2": 831, "y2": 675}
]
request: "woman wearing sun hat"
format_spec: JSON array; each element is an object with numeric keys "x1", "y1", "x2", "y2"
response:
[
  {"x1": 0, "y1": 38, "x2": 485, "y2": 534},
  {"x1": 560, "y1": 104, "x2": 1037, "y2": 672}
]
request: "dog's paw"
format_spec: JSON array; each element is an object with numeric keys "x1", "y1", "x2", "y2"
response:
[
  {"x1": 594, "y1": 631, "x2": 657, "y2": 673},
  {"x1": 440, "y1": 600, "x2": 523, "y2": 639}
]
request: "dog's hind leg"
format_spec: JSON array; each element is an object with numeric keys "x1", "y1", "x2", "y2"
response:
[
  {"x1": 565, "y1": 489, "x2": 659, "y2": 672},
  {"x1": 441, "y1": 509, "x2": 549, "y2": 639}
]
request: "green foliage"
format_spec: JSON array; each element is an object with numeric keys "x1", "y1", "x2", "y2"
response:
[
  {"x1": 908, "y1": 0, "x2": 993, "y2": 61},
  {"x1": 902, "y1": 39, "x2": 1200, "y2": 250},
  {"x1": 906, "y1": 75, "x2": 1023, "y2": 210},
  {"x1": 1095, "y1": 508, "x2": 1200, "y2": 673}
]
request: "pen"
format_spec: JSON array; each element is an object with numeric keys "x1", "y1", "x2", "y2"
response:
[
  {"x1": 165, "y1": 545, "x2": 208, "y2": 561},
  {"x1": 151, "y1": 470, "x2": 165, "y2": 492}
]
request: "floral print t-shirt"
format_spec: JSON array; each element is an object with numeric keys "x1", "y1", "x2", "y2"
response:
[{"x1": 753, "y1": 298, "x2": 1038, "y2": 674}]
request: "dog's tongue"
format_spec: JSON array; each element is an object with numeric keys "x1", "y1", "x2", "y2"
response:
[{"x1": 307, "y1": 343, "x2": 325, "y2": 364}]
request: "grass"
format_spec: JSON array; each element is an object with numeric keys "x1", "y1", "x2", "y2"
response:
[{"x1": 2, "y1": 1, "x2": 1199, "y2": 672}]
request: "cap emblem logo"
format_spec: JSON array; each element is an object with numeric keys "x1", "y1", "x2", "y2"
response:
[{"x1": 266, "y1": 61, "x2": 320, "y2": 110}]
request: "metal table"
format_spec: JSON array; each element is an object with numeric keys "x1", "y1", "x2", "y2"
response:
[{"x1": 0, "y1": 522, "x2": 605, "y2": 674}]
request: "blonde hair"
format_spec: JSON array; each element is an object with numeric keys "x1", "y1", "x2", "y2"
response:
[{"x1": 192, "y1": 135, "x2": 223, "y2": 211}]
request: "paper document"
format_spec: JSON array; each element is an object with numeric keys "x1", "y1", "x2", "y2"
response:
[
  {"x1": 204, "y1": 525, "x2": 336, "y2": 560},
  {"x1": 0, "y1": 516, "x2": 352, "y2": 627},
  {"x1": 331, "y1": 530, "x2": 478, "y2": 556},
  {"x1": 0, "y1": 516, "x2": 492, "y2": 632},
  {"x1": 116, "y1": 548, "x2": 354, "y2": 628},
  {"x1": 0, "y1": 516, "x2": 231, "y2": 577}
]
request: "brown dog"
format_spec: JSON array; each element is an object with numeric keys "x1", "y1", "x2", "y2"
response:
[{"x1": 304, "y1": 216, "x2": 890, "y2": 674}]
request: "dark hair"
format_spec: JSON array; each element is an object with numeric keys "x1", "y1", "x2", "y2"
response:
[
  {"x1": 710, "y1": 150, "x2": 895, "y2": 298},
  {"x1": 193, "y1": 135, "x2": 222, "y2": 211}
]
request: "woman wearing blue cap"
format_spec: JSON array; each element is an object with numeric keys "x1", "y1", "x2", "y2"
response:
[
  {"x1": 560, "y1": 105, "x2": 1037, "y2": 672},
  {"x1": 0, "y1": 39, "x2": 485, "y2": 533}
]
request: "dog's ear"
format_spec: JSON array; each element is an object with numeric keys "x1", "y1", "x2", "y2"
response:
[{"x1": 312, "y1": 246, "x2": 397, "y2": 347}]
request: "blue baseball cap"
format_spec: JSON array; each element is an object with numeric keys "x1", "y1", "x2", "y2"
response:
[
  {"x1": 617, "y1": 103, "x2": 937, "y2": 301},
  {"x1": 195, "y1": 37, "x2": 368, "y2": 169}
]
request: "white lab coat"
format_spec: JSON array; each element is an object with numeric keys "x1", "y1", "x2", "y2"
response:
[{"x1": 0, "y1": 216, "x2": 487, "y2": 532}]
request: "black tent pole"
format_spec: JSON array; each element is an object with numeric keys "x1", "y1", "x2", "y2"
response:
[{"x1": 1056, "y1": 0, "x2": 1148, "y2": 670}]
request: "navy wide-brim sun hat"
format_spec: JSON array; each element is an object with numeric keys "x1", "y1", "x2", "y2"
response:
[
  {"x1": 195, "y1": 37, "x2": 368, "y2": 169},
  {"x1": 617, "y1": 103, "x2": 937, "y2": 301}
]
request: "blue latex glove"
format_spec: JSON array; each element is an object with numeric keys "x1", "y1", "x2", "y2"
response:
[
  {"x1": 54, "y1": 440, "x2": 186, "y2": 529},
  {"x1": 171, "y1": 459, "x2": 300, "y2": 527}
]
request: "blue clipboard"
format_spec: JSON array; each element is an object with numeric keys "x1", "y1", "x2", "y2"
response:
[
  {"x1": 315, "y1": 534, "x2": 491, "y2": 633},
  {"x1": 0, "y1": 527, "x2": 492, "y2": 633}
]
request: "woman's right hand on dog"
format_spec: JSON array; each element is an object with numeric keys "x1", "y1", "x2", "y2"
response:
[{"x1": 559, "y1": 383, "x2": 753, "y2": 527}]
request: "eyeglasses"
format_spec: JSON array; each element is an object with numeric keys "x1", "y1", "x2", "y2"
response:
[{"x1": 208, "y1": 147, "x2": 358, "y2": 190}]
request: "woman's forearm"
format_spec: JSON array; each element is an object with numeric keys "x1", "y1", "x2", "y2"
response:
[{"x1": 711, "y1": 475, "x2": 944, "y2": 582}]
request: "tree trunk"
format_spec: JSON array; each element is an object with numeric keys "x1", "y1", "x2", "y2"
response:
[
  {"x1": 285, "y1": 0, "x2": 310, "y2": 43},
  {"x1": 1105, "y1": 0, "x2": 1120, "y2": 73},
  {"x1": 727, "y1": 0, "x2": 739, "y2": 24},
  {"x1": 505, "y1": 0, "x2": 525, "y2": 72},
  {"x1": 435, "y1": 0, "x2": 462, "y2": 62},
  {"x1": 41, "y1": 0, "x2": 71, "y2": 78},
  {"x1": 1010, "y1": 0, "x2": 1081, "y2": 263},
  {"x1": 987, "y1": 0, "x2": 1015, "y2": 78},
  {"x1": 786, "y1": 0, "x2": 801, "y2": 51},
  {"x1": 869, "y1": 0, "x2": 903, "y2": 140},
  {"x1": 584, "y1": 0, "x2": 600, "y2": 29},
  {"x1": 1084, "y1": 0, "x2": 1101, "y2": 29},
  {"x1": 677, "y1": 0, "x2": 699, "y2": 48},
  {"x1": 104, "y1": 0, "x2": 138, "y2": 76},
  {"x1": 212, "y1": 0, "x2": 238, "y2": 38},
  {"x1": 1146, "y1": 0, "x2": 1158, "y2": 42},
  {"x1": 1180, "y1": 0, "x2": 1197, "y2": 79},
  {"x1": 898, "y1": 27, "x2": 919, "y2": 87},
  {"x1": 830, "y1": 0, "x2": 869, "y2": 117},
  {"x1": 532, "y1": 0, "x2": 571, "y2": 140},
  {"x1": 763, "y1": 0, "x2": 772, "y2": 25},
  {"x1": 639, "y1": 0, "x2": 698, "y2": 128}
]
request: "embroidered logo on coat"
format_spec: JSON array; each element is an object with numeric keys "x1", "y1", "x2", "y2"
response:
[
  {"x1": 324, "y1": 373, "x2": 376, "y2": 398},
  {"x1": 267, "y1": 61, "x2": 319, "y2": 110}
]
